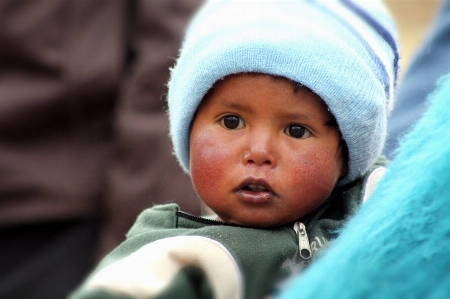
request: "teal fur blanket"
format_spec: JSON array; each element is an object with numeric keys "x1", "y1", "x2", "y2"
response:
[{"x1": 278, "y1": 74, "x2": 450, "y2": 299}]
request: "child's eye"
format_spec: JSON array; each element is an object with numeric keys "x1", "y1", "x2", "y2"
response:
[
  {"x1": 220, "y1": 115, "x2": 245, "y2": 130},
  {"x1": 285, "y1": 125, "x2": 311, "y2": 139}
]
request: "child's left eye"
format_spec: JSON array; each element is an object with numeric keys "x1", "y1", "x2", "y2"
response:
[
  {"x1": 220, "y1": 115, "x2": 245, "y2": 130},
  {"x1": 285, "y1": 125, "x2": 311, "y2": 139}
]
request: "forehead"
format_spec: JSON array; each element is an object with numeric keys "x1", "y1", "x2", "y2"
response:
[{"x1": 198, "y1": 73, "x2": 332, "y2": 120}]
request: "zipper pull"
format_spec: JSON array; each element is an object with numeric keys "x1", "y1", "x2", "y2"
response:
[{"x1": 293, "y1": 221, "x2": 311, "y2": 260}]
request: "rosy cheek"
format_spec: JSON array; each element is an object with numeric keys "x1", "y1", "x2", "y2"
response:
[
  {"x1": 190, "y1": 130, "x2": 230, "y2": 195},
  {"x1": 289, "y1": 148, "x2": 340, "y2": 202}
]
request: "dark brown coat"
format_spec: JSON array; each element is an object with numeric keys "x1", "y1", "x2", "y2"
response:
[{"x1": 0, "y1": 0, "x2": 203, "y2": 258}]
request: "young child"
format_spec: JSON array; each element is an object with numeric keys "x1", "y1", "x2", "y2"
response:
[{"x1": 70, "y1": 1, "x2": 398, "y2": 298}]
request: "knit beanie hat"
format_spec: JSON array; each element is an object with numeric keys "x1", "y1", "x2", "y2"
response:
[{"x1": 168, "y1": 0, "x2": 399, "y2": 184}]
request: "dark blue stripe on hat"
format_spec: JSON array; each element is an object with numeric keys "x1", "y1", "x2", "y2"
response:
[
  {"x1": 342, "y1": 0, "x2": 400, "y2": 87},
  {"x1": 315, "y1": 1, "x2": 392, "y2": 101}
]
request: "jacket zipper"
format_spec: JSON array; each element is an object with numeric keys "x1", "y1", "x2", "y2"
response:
[
  {"x1": 292, "y1": 188, "x2": 348, "y2": 260},
  {"x1": 293, "y1": 221, "x2": 311, "y2": 260},
  {"x1": 179, "y1": 211, "x2": 313, "y2": 260}
]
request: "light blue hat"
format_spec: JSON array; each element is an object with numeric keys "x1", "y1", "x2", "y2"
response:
[{"x1": 168, "y1": 0, "x2": 399, "y2": 184}]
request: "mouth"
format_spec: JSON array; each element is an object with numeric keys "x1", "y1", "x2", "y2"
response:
[
  {"x1": 235, "y1": 178, "x2": 276, "y2": 204},
  {"x1": 243, "y1": 184, "x2": 269, "y2": 192}
]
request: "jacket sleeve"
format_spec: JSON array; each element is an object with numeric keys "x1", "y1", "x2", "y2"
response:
[{"x1": 70, "y1": 235, "x2": 243, "y2": 299}]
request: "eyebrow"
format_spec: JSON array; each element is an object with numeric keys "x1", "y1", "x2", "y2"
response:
[
  {"x1": 279, "y1": 110, "x2": 336, "y2": 128},
  {"x1": 220, "y1": 100, "x2": 314, "y2": 121},
  {"x1": 217, "y1": 100, "x2": 253, "y2": 113},
  {"x1": 277, "y1": 111, "x2": 312, "y2": 122}
]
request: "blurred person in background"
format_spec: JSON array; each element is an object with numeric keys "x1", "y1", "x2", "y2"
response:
[
  {"x1": 0, "y1": 1, "x2": 202, "y2": 298},
  {"x1": 384, "y1": 0, "x2": 450, "y2": 158}
]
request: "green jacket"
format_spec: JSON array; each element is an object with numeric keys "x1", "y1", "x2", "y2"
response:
[{"x1": 70, "y1": 158, "x2": 387, "y2": 299}]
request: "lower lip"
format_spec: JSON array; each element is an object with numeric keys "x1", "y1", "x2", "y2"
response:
[{"x1": 236, "y1": 190, "x2": 273, "y2": 204}]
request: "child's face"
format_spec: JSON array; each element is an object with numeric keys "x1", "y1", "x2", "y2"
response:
[{"x1": 189, "y1": 73, "x2": 347, "y2": 228}]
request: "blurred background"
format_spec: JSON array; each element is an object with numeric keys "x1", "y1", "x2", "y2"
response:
[
  {"x1": 385, "y1": 0, "x2": 441, "y2": 78},
  {"x1": 383, "y1": 0, "x2": 448, "y2": 158}
]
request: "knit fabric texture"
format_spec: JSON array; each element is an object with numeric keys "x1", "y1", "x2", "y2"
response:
[
  {"x1": 277, "y1": 74, "x2": 450, "y2": 298},
  {"x1": 168, "y1": 0, "x2": 399, "y2": 184}
]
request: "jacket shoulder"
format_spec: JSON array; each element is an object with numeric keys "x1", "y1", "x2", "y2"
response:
[{"x1": 127, "y1": 203, "x2": 180, "y2": 238}]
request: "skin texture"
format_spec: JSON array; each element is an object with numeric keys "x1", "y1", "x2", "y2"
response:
[{"x1": 189, "y1": 73, "x2": 346, "y2": 228}]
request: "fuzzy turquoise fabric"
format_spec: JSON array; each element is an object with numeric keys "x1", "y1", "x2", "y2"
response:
[{"x1": 277, "y1": 74, "x2": 450, "y2": 299}]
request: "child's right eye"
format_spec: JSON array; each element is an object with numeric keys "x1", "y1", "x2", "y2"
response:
[{"x1": 220, "y1": 115, "x2": 245, "y2": 130}]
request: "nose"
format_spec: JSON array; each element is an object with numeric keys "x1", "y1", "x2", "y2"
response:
[{"x1": 242, "y1": 130, "x2": 277, "y2": 167}]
